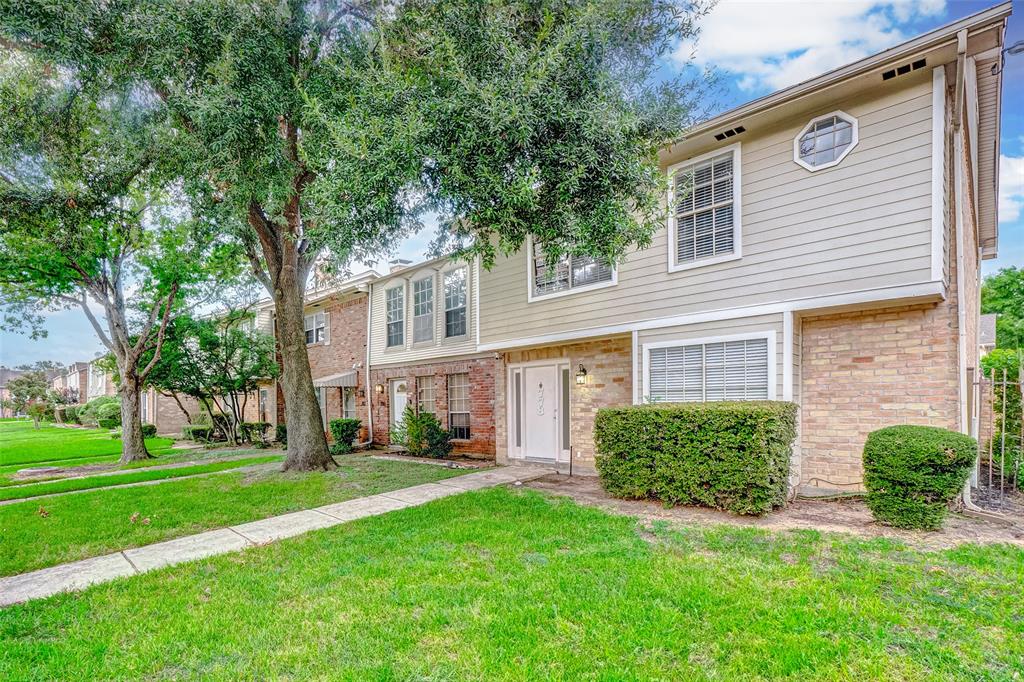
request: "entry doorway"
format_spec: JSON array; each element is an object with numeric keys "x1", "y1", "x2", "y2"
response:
[
  {"x1": 389, "y1": 379, "x2": 409, "y2": 427},
  {"x1": 507, "y1": 361, "x2": 570, "y2": 463}
]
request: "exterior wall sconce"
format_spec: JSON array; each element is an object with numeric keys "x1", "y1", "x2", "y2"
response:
[
  {"x1": 375, "y1": 383, "x2": 385, "y2": 395},
  {"x1": 575, "y1": 363, "x2": 588, "y2": 385}
]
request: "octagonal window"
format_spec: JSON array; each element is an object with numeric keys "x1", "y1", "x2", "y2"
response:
[{"x1": 793, "y1": 111, "x2": 858, "y2": 171}]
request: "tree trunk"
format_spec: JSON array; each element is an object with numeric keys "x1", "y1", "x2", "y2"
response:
[
  {"x1": 119, "y1": 372, "x2": 151, "y2": 463},
  {"x1": 276, "y1": 270, "x2": 333, "y2": 471}
]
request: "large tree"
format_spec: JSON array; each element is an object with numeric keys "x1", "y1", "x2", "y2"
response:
[
  {"x1": 0, "y1": 51, "x2": 214, "y2": 462},
  {"x1": 1, "y1": 0, "x2": 709, "y2": 470}
]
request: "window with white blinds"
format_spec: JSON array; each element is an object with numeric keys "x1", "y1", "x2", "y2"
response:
[
  {"x1": 531, "y1": 241, "x2": 614, "y2": 299},
  {"x1": 671, "y1": 147, "x2": 740, "y2": 269},
  {"x1": 385, "y1": 285, "x2": 404, "y2": 348},
  {"x1": 647, "y1": 337, "x2": 769, "y2": 402}
]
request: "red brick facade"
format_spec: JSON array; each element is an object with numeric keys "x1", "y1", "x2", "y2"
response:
[{"x1": 369, "y1": 356, "x2": 499, "y2": 456}]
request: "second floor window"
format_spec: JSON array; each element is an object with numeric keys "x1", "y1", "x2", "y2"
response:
[
  {"x1": 304, "y1": 312, "x2": 325, "y2": 345},
  {"x1": 386, "y1": 285, "x2": 404, "y2": 348},
  {"x1": 672, "y1": 148, "x2": 739, "y2": 269},
  {"x1": 531, "y1": 242, "x2": 613, "y2": 299},
  {"x1": 444, "y1": 268, "x2": 467, "y2": 338},
  {"x1": 412, "y1": 276, "x2": 434, "y2": 343}
]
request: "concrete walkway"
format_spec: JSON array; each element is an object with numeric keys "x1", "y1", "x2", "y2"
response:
[
  {"x1": 0, "y1": 465, "x2": 551, "y2": 607},
  {"x1": 0, "y1": 462, "x2": 281, "y2": 507}
]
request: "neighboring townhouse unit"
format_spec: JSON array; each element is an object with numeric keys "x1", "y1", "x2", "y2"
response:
[
  {"x1": 63, "y1": 362, "x2": 89, "y2": 404},
  {"x1": 366, "y1": 257, "x2": 498, "y2": 456},
  {"x1": 464, "y1": 3, "x2": 1010, "y2": 489},
  {"x1": 86, "y1": 360, "x2": 116, "y2": 401},
  {"x1": 0, "y1": 367, "x2": 23, "y2": 417},
  {"x1": 257, "y1": 271, "x2": 377, "y2": 443}
]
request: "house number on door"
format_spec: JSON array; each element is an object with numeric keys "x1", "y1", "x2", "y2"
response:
[{"x1": 536, "y1": 382, "x2": 545, "y2": 416}]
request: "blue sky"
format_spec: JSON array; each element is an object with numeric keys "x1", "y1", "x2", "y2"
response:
[{"x1": 1, "y1": 0, "x2": 1021, "y2": 367}]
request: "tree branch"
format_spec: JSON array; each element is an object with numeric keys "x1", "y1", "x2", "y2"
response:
[
  {"x1": 138, "y1": 283, "x2": 179, "y2": 381},
  {"x1": 74, "y1": 291, "x2": 114, "y2": 352}
]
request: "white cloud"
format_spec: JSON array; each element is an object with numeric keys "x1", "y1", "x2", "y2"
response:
[
  {"x1": 678, "y1": 0, "x2": 947, "y2": 92},
  {"x1": 1000, "y1": 155, "x2": 1024, "y2": 224}
]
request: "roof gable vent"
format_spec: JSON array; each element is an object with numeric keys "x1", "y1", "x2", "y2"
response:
[
  {"x1": 882, "y1": 58, "x2": 927, "y2": 81},
  {"x1": 713, "y1": 125, "x2": 746, "y2": 142}
]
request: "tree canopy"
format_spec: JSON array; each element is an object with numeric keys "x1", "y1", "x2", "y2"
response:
[{"x1": 982, "y1": 266, "x2": 1024, "y2": 350}]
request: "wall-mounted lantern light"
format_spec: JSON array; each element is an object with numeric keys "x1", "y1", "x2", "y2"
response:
[
  {"x1": 375, "y1": 383, "x2": 385, "y2": 395},
  {"x1": 575, "y1": 363, "x2": 588, "y2": 385}
]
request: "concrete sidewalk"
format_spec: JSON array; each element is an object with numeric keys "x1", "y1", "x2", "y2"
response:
[{"x1": 0, "y1": 465, "x2": 552, "y2": 607}]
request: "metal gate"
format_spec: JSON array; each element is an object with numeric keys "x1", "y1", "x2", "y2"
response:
[{"x1": 969, "y1": 368, "x2": 1022, "y2": 514}]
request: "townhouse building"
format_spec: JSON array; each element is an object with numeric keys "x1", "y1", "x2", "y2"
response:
[{"x1": 241, "y1": 4, "x2": 1011, "y2": 495}]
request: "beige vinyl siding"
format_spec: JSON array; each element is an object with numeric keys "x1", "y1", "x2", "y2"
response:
[
  {"x1": 974, "y1": 55, "x2": 1000, "y2": 254},
  {"x1": 369, "y1": 260, "x2": 478, "y2": 367},
  {"x1": 479, "y1": 78, "x2": 936, "y2": 346},
  {"x1": 635, "y1": 314, "x2": 784, "y2": 401}
]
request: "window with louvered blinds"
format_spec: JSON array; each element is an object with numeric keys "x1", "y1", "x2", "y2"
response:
[
  {"x1": 673, "y1": 150, "x2": 736, "y2": 265},
  {"x1": 648, "y1": 337, "x2": 769, "y2": 402}
]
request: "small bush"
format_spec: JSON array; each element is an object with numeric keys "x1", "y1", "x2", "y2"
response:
[
  {"x1": 328, "y1": 418, "x2": 362, "y2": 455},
  {"x1": 63, "y1": 405, "x2": 80, "y2": 424},
  {"x1": 595, "y1": 402, "x2": 798, "y2": 516},
  {"x1": 240, "y1": 421, "x2": 271, "y2": 446},
  {"x1": 96, "y1": 401, "x2": 122, "y2": 427},
  {"x1": 142, "y1": 423, "x2": 157, "y2": 438},
  {"x1": 79, "y1": 396, "x2": 118, "y2": 426},
  {"x1": 863, "y1": 425, "x2": 976, "y2": 530},
  {"x1": 98, "y1": 418, "x2": 120, "y2": 430},
  {"x1": 184, "y1": 425, "x2": 214, "y2": 442},
  {"x1": 275, "y1": 423, "x2": 287, "y2": 446},
  {"x1": 390, "y1": 406, "x2": 453, "y2": 459}
]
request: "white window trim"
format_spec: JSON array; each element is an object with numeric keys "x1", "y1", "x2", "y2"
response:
[
  {"x1": 792, "y1": 110, "x2": 859, "y2": 172},
  {"x1": 525, "y1": 235, "x2": 618, "y2": 303},
  {"x1": 666, "y1": 142, "x2": 743, "y2": 274},
  {"x1": 411, "y1": 273, "x2": 435, "y2": 346},
  {"x1": 641, "y1": 330, "x2": 777, "y2": 403},
  {"x1": 303, "y1": 311, "x2": 327, "y2": 346},
  {"x1": 442, "y1": 265, "x2": 470, "y2": 340},
  {"x1": 384, "y1": 282, "x2": 406, "y2": 349}
]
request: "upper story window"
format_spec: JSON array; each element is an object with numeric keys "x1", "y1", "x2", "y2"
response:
[
  {"x1": 444, "y1": 268, "x2": 468, "y2": 338},
  {"x1": 669, "y1": 144, "x2": 741, "y2": 272},
  {"x1": 793, "y1": 111, "x2": 858, "y2": 171},
  {"x1": 530, "y1": 241, "x2": 614, "y2": 301},
  {"x1": 412, "y1": 275, "x2": 434, "y2": 344},
  {"x1": 646, "y1": 335, "x2": 770, "y2": 403},
  {"x1": 304, "y1": 312, "x2": 325, "y2": 345},
  {"x1": 385, "y1": 285, "x2": 404, "y2": 348}
]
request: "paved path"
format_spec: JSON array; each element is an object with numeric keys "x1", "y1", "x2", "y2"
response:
[
  {"x1": 0, "y1": 465, "x2": 551, "y2": 607},
  {"x1": 0, "y1": 462, "x2": 281, "y2": 507}
]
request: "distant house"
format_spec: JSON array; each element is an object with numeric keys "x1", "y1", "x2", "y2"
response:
[
  {"x1": 86, "y1": 360, "x2": 116, "y2": 401},
  {"x1": 980, "y1": 314, "x2": 997, "y2": 355},
  {"x1": 0, "y1": 367, "x2": 24, "y2": 418}
]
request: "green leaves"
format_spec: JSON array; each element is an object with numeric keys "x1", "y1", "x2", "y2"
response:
[{"x1": 982, "y1": 266, "x2": 1024, "y2": 350}]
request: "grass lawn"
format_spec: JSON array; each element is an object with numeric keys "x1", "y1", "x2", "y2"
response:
[
  {"x1": 0, "y1": 488, "x2": 1020, "y2": 680},
  {"x1": 0, "y1": 456, "x2": 466, "y2": 576},
  {"x1": 0, "y1": 420, "x2": 175, "y2": 468},
  {"x1": 0, "y1": 454, "x2": 283, "y2": 502}
]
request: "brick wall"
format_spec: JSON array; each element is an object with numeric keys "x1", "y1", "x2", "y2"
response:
[
  {"x1": 800, "y1": 299, "x2": 961, "y2": 489},
  {"x1": 369, "y1": 355, "x2": 499, "y2": 456},
  {"x1": 153, "y1": 391, "x2": 200, "y2": 436},
  {"x1": 496, "y1": 335, "x2": 632, "y2": 474}
]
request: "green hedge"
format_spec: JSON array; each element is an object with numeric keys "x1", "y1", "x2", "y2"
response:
[
  {"x1": 328, "y1": 418, "x2": 361, "y2": 455},
  {"x1": 863, "y1": 425, "x2": 976, "y2": 530},
  {"x1": 141, "y1": 423, "x2": 157, "y2": 438},
  {"x1": 183, "y1": 425, "x2": 214, "y2": 442},
  {"x1": 79, "y1": 395, "x2": 118, "y2": 426},
  {"x1": 275, "y1": 424, "x2": 287, "y2": 446},
  {"x1": 595, "y1": 402, "x2": 798, "y2": 516}
]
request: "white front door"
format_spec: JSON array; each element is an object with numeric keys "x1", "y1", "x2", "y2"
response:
[
  {"x1": 390, "y1": 379, "x2": 409, "y2": 427},
  {"x1": 522, "y1": 364, "x2": 560, "y2": 461}
]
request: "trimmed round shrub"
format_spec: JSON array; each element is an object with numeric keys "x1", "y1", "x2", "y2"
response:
[
  {"x1": 141, "y1": 423, "x2": 157, "y2": 438},
  {"x1": 862, "y1": 425, "x2": 976, "y2": 530},
  {"x1": 595, "y1": 401, "x2": 798, "y2": 516},
  {"x1": 79, "y1": 395, "x2": 118, "y2": 426},
  {"x1": 96, "y1": 401, "x2": 122, "y2": 427}
]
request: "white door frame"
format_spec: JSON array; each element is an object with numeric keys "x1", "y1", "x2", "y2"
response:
[
  {"x1": 506, "y1": 360, "x2": 571, "y2": 463},
  {"x1": 389, "y1": 378, "x2": 409, "y2": 427}
]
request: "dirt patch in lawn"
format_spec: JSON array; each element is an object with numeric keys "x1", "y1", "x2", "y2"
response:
[{"x1": 526, "y1": 474, "x2": 1024, "y2": 550}]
